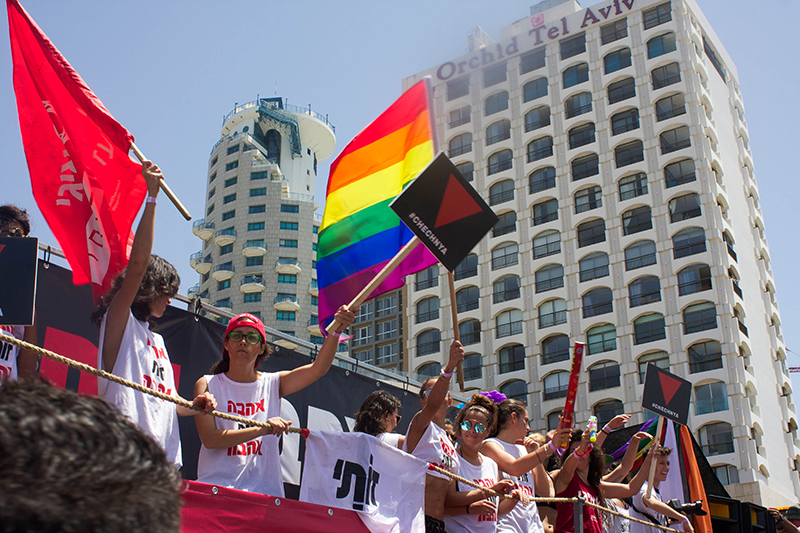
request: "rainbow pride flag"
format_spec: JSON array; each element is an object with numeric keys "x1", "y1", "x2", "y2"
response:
[{"x1": 317, "y1": 80, "x2": 438, "y2": 330}]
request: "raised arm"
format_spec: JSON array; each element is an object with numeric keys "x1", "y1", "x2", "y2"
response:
[
  {"x1": 404, "y1": 341, "x2": 464, "y2": 454},
  {"x1": 594, "y1": 413, "x2": 630, "y2": 448},
  {"x1": 481, "y1": 426, "x2": 570, "y2": 477},
  {"x1": 602, "y1": 445, "x2": 655, "y2": 499},
  {"x1": 554, "y1": 429, "x2": 591, "y2": 495},
  {"x1": 101, "y1": 162, "x2": 161, "y2": 372},
  {"x1": 278, "y1": 305, "x2": 355, "y2": 397},
  {"x1": 603, "y1": 431, "x2": 652, "y2": 483}
]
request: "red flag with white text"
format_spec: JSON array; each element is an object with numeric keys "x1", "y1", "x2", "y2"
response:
[{"x1": 7, "y1": 0, "x2": 146, "y2": 302}]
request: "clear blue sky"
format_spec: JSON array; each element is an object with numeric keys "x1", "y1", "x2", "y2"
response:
[{"x1": 2, "y1": 0, "x2": 799, "y2": 386}]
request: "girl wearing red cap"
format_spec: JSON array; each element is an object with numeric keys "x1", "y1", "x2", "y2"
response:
[{"x1": 194, "y1": 305, "x2": 355, "y2": 496}]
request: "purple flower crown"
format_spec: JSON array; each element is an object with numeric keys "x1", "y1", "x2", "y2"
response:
[{"x1": 479, "y1": 390, "x2": 507, "y2": 404}]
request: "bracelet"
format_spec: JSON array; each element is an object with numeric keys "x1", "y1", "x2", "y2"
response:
[
  {"x1": 331, "y1": 331, "x2": 342, "y2": 337},
  {"x1": 547, "y1": 440, "x2": 557, "y2": 455},
  {"x1": 573, "y1": 448, "x2": 591, "y2": 458},
  {"x1": 601, "y1": 427, "x2": 610, "y2": 435},
  {"x1": 466, "y1": 504, "x2": 470, "y2": 514},
  {"x1": 441, "y1": 370, "x2": 454, "y2": 378},
  {"x1": 146, "y1": 196, "x2": 157, "y2": 205}
]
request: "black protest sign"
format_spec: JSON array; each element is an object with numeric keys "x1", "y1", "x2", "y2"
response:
[
  {"x1": 390, "y1": 152, "x2": 498, "y2": 271},
  {"x1": 0, "y1": 237, "x2": 38, "y2": 326},
  {"x1": 641, "y1": 363, "x2": 692, "y2": 425}
]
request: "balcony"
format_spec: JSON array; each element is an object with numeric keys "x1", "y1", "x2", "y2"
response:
[
  {"x1": 214, "y1": 228, "x2": 237, "y2": 246},
  {"x1": 274, "y1": 337, "x2": 299, "y2": 350},
  {"x1": 190, "y1": 251, "x2": 213, "y2": 274},
  {"x1": 307, "y1": 317, "x2": 322, "y2": 334},
  {"x1": 275, "y1": 258, "x2": 301, "y2": 275},
  {"x1": 212, "y1": 263, "x2": 234, "y2": 281},
  {"x1": 308, "y1": 279, "x2": 318, "y2": 296},
  {"x1": 242, "y1": 240, "x2": 267, "y2": 257},
  {"x1": 214, "y1": 300, "x2": 233, "y2": 310},
  {"x1": 273, "y1": 295, "x2": 301, "y2": 312},
  {"x1": 187, "y1": 283, "x2": 200, "y2": 299},
  {"x1": 192, "y1": 219, "x2": 215, "y2": 240},
  {"x1": 240, "y1": 276, "x2": 265, "y2": 293},
  {"x1": 196, "y1": 291, "x2": 210, "y2": 303}
]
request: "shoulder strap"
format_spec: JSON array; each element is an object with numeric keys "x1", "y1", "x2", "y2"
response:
[{"x1": 629, "y1": 498, "x2": 662, "y2": 526}]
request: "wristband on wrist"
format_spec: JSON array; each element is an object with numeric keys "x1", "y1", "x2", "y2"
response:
[
  {"x1": 601, "y1": 426, "x2": 611, "y2": 435},
  {"x1": 440, "y1": 370, "x2": 453, "y2": 378},
  {"x1": 573, "y1": 448, "x2": 590, "y2": 458},
  {"x1": 146, "y1": 196, "x2": 157, "y2": 205},
  {"x1": 681, "y1": 516, "x2": 689, "y2": 523},
  {"x1": 331, "y1": 331, "x2": 342, "y2": 337},
  {"x1": 548, "y1": 440, "x2": 557, "y2": 454}
]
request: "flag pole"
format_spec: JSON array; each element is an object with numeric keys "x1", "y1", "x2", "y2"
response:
[
  {"x1": 645, "y1": 416, "x2": 666, "y2": 498},
  {"x1": 130, "y1": 143, "x2": 192, "y2": 220},
  {"x1": 325, "y1": 236, "x2": 421, "y2": 334},
  {"x1": 447, "y1": 270, "x2": 465, "y2": 391}
]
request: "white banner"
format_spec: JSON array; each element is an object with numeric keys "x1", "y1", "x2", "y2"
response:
[{"x1": 300, "y1": 431, "x2": 428, "y2": 533}]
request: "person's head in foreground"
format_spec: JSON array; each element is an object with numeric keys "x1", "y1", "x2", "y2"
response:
[{"x1": 0, "y1": 378, "x2": 181, "y2": 533}]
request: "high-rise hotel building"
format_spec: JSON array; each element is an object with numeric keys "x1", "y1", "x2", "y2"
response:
[
  {"x1": 188, "y1": 98, "x2": 335, "y2": 350},
  {"x1": 401, "y1": 0, "x2": 799, "y2": 505}
]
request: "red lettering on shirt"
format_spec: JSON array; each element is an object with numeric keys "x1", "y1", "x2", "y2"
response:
[
  {"x1": 227, "y1": 399, "x2": 265, "y2": 417},
  {"x1": 0, "y1": 365, "x2": 10, "y2": 380},
  {"x1": 474, "y1": 477, "x2": 498, "y2": 522},
  {"x1": 227, "y1": 439, "x2": 262, "y2": 456},
  {"x1": 147, "y1": 338, "x2": 168, "y2": 360},
  {"x1": 141, "y1": 375, "x2": 172, "y2": 396}
]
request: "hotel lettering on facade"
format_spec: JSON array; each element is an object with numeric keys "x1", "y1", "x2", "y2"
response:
[{"x1": 400, "y1": 0, "x2": 799, "y2": 506}]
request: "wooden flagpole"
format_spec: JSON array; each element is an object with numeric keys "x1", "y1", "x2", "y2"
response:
[
  {"x1": 447, "y1": 271, "x2": 465, "y2": 391},
  {"x1": 645, "y1": 416, "x2": 666, "y2": 498},
  {"x1": 325, "y1": 236, "x2": 421, "y2": 334},
  {"x1": 130, "y1": 143, "x2": 192, "y2": 220}
]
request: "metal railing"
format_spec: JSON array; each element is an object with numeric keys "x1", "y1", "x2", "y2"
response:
[
  {"x1": 533, "y1": 242, "x2": 560, "y2": 259},
  {"x1": 580, "y1": 265, "x2": 609, "y2": 282}
]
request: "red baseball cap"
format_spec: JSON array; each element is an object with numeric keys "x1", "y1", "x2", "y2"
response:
[{"x1": 222, "y1": 313, "x2": 266, "y2": 359}]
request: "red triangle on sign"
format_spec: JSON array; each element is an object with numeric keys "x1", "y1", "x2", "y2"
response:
[
  {"x1": 0, "y1": 245, "x2": 5, "y2": 255},
  {"x1": 434, "y1": 174, "x2": 484, "y2": 228},
  {"x1": 659, "y1": 373, "x2": 682, "y2": 405}
]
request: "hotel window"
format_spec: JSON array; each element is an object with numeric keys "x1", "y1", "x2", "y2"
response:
[
  {"x1": 638, "y1": 351, "x2": 669, "y2": 383},
  {"x1": 629, "y1": 276, "x2": 661, "y2": 307},
  {"x1": 589, "y1": 361, "x2": 620, "y2": 391},
  {"x1": 462, "y1": 353, "x2": 483, "y2": 381},
  {"x1": 493, "y1": 212, "x2": 517, "y2": 237},
  {"x1": 354, "y1": 348, "x2": 373, "y2": 363},
  {"x1": 525, "y1": 106, "x2": 551, "y2": 132},
  {"x1": 225, "y1": 161, "x2": 238, "y2": 171},
  {"x1": 677, "y1": 264, "x2": 712, "y2": 296},
  {"x1": 227, "y1": 144, "x2": 239, "y2": 155},
  {"x1": 535, "y1": 264, "x2": 564, "y2": 293},
  {"x1": 652, "y1": 63, "x2": 680, "y2": 89},
  {"x1": 249, "y1": 205, "x2": 266, "y2": 214},
  {"x1": 456, "y1": 161, "x2": 474, "y2": 182},
  {"x1": 500, "y1": 380, "x2": 528, "y2": 404},
  {"x1": 574, "y1": 186, "x2": 602, "y2": 214},
  {"x1": 209, "y1": 171, "x2": 217, "y2": 183},
  {"x1": 447, "y1": 76, "x2": 470, "y2": 101},
  {"x1": 572, "y1": 153, "x2": 599, "y2": 181},
  {"x1": 538, "y1": 299, "x2": 567, "y2": 328},
  {"x1": 492, "y1": 242, "x2": 518, "y2": 270},
  {"x1": 415, "y1": 265, "x2": 439, "y2": 290},
  {"x1": 244, "y1": 293, "x2": 261, "y2": 303},
  {"x1": 611, "y1": 109, "x2": 640, "y2": 135},
  {"x1": 493, "y1": 275, "x2": 521, "y2": 304},
  {"x1": 248, "y1": 221, "x2": 265, "y2": 231},
  {"x1": 276, "y1": 311, "x2": 296, "y2": 322},
  {"x1": 219, "y1": 243, "x2": 233, "y2": 256},
  {"x1": 523, "y1": 78, "x2": 548, "y2": 103},
  {"x1": 496, "y1": 310, "x2": 523, "y2": 339},
  {"x1": 533, "y1": 199, "x2": 558, "y2": 226},
  {"x1": 376, "y1": 343, "x2": 398, "y2": 365},
  {"x1": 352, "y1": 325, "x2": 373, "y2": 347},
  {"x1": 604, "y1": 48, "x2": 632, "y2": 74},
  {"x1": 217, "y1": 279, "x2": 231, "y2": 291},
  {"x1": 569, "y1": 123, "x2": 595, "y2": 149},
  {"x1": 601, "y1": 18, "x2": 627, "y2": 44},
  {"x1": 245, "y1": 256, "x2": 263, "y2": 267},
  {"x1": 210, "y1": 156, "x2": 218, "y2": 167},
  {"x1": 579, "y1": 252, "x2": 609, "y2": 282},
  {"x1": 669, "y1": 193, "x2": 701, "y2": 222},
  {"x1": 449, "y1": 106, "x2": 471, "y2": 128},
  {"x1": 672, "y1": 227, "x2": 706, "y2": 258},
  {"x1": 456, "y1": 286, "x2": 479, "y2": 313},
  {"x1": 594, "y1": 400, "x2": 624, "y2": 427},
  {"x1": 449, "y1": 133, "x2": 472, "y2": 157},
  {"x1": 542, "y1": 334, "x2": 569, "y2": 364},
  {"x1": 454, "y1": 254, "x2": 478, "y2": 280},
  {"x1": 619, "y1": 172, "x2": 648, "y2": 200},
  {"x1": 485, "y1": 91, "x2": 509, "y2": 116},
  {"x1": 530, "y1": 166, "x2": 556, "y2": 194},
  {"x1": 488, "y1": 150, "x2": 513, "y2": 175},
  {"x1": 221, "y1": 210, "x2": 235, "y2": 221},
  {"x1": 608, "y1": 78, "x2": 636, "y2": 104},
  {"x1": 281, "y1": 204, "x2": 299, "y2": 213},
  {"x1": 527, "y1": 137, "x2": 553, "y2": 162},
  {"x1": 354, "y1": 302, "x2": 374, "y2": 323},
  {"x1": 664, "y1": 158, "x2": 696, "y2": 188},
  {"x1": 615, "y1": 140, "x2": 644, "y2": 168},
  {"x1": 417, "y1": 361, "x2": 442, "y2": 377},
  {"x1": 647, "y1": 32, "x2": 677, "y2": 59},
  {"x1": 279, "y1": 239, "x2": 298, "y2": 248},
  {"x1": 713, "y1": 465, "x2": 739, "y2": 486},
  {"x1": 582, "y1": 288, "x2": 613, "y2": 318},
  {"x1": 486, "y1": 119, "x2": 511, "y2": 146},
  {"x1": 577, "y1": 219, "x2": 606, "y2": 247},
  {"x1": 222, "y1": 193, "x2": 236, "y2": 204},
  {"x1": 563, "y1": 63, "x2": 589, "y2": 89},
  {"x1": 208, "y1": 187, "x2": 216, "y2": 199},
  {"x1": 250, "y1": 188, "x2": 267, "y2": 197},
  {"x1": 625, "y1": 240, "x2": 657, "y2": 270},
  {"x1": 699, "y1": 422, "x2": 734, "y2": 456},
  {"x1": 689, "y1": 340, "x2": 722, "y2": 373},
  {"x1": 683, "y1": 302, "x2": 717, "y2": 334},
  {"x1": 622, "y1": 206, "x2": 652, "y2": 235},
  {"x1": 565, "y1": 92, "x2": 592, "y2": 118},
  {"x1": 643, "y1": 2, "x2": 672, "y2": 30},
  {"x1": 459, "y1": 319, "x2": 481, "y2": 346},
  {"x1": 533, "y1": 230, "x2": 560, "y2": 259},
  {"x1": 695, "y1": 382, "x2": 728, "y2": 415},
  {"x1": 634, "y1": 313, "x2": 666, "y2": 345},
  {"x1": 278, "y1": 274, "x2": 297, "y2": 284},
  {"x1": 416, "y1": 330, "x2": 441, "y2": 356},
  {"x1": 251, "y1": 171, "x2": 269, "y2": 180},
  {"x1": 655, "y1": 93, "x2": 686, "y2": 121},
  {"x1": 498, "y1": 344, "x2": 525, "y2": 373},
  {"x1": 280, "y1": 222, "x2": 299, "y2": 231},
  {"x1": 489, "y1": 179, "x2": 514, "y2": 206},
  {"x1": 660, "y1": 125, "x2": 691, "y2": 154},
  {"x1": 519, "y1": 47, "x2": 546, "y2": 74},
  {"x1": 483, "y1": 62, "x2": 507, "y2": 88},
  {"x1": 560, "y1": 33, "x2": 586, "y2": 60},
  {"x1": 544, "y1": 372, "x2": 570, "y2": 400},
  {"x1": 587, "y1": 324, "x2": 616, "y2": 355},
  {"x1": 376, "y1": 294, "x2": 398, "y2": 317}
]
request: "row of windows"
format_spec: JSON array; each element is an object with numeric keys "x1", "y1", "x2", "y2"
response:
[
  {"x1": 445, "y1": 2, "x2": 674, "y2": 100},
  {"x1": 353, "y1": 294, "x2": 401, "y2": 323},
  {"x1": 210, "y1": 170, "x2": 278, "y2": 184}
]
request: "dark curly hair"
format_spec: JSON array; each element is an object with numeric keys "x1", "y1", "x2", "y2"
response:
[
  {"x1": 0, "y1": 378, "x2": 181, "y2": 533},
  {"x1": 489, "y1": 398, "x2": 527, "y2": 437},
  {"x1": 562, "y1": 428, "x2": 606, "y2": 509},
  {"x1": 354, "y1": 391, "x2": 402, "y2": 436},
  {"x1": 0, "y1": 204, "x2": 30, "y2": 236},
  {"x1": 91, "y1": 255, "x2": 179, "y2": 325},
  {"x1": 455, "y1": 393, "x2": 499, "y2": 438}
]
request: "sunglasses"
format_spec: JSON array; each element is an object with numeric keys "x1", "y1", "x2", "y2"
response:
[
  {"x1": 227, "y1": 331, "x2": 263, "y2": 345},
  {"x1": 460, "y1": 420, "x2": 487, "y2": 435},
  {"x1": 393, "y1": 413, "x2": 402, "y2": 424}
]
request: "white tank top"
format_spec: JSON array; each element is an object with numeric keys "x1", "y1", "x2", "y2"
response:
[
  {"x1": 98, "y1": 311, "x2": 181, "y2": 467},
  {"x1": 196, "y1": 372, "x2": 283, "y2": 497},
  {"x1": 485, "y1": 437, "x2": 544, "y2": 533},
  {"x1": 378, "y1": 432, "x2": 402, "y2": 448},
  {"x1": 0, "y1": 325, "x2": 24, "y2": 381},
  {"x1": 444, "y1": 454, "x2": 499, "y2": 533},
  {"x1": 403, "y1": 421, "x2": 460, "y2": 480}
]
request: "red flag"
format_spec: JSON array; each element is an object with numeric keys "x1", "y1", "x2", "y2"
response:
[
  {"x1": 559, "y1": 341, "x2": 585, "y2": 450},
  {"x1": 7, "y1": 0, "x2": 146, "y2": 302}
]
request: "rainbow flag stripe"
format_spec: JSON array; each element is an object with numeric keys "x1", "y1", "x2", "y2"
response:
[{"x1": 317, "y1": 80, "x2": 438, "y2": 328}]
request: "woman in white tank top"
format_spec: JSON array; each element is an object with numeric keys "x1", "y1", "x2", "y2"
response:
[
  {"x1": 354, "y1": 390, "x2": 405, "y2": 449},
  {"x1": 194, "y1": 306, "x2": 355, "y2": 495}
]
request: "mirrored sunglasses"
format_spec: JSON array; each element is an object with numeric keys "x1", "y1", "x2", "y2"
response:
[
  {"x1": 227, "y1": 331, "x2": 262, "y2": 345},
  {"x1": 460, "y1": 420, "x2": 486, "y2": 435}
]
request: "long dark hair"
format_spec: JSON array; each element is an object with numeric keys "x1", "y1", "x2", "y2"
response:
[
  {"x1": 354, "y1": 391, "x2": 402, "y2": 436},
  {"x1": 489, "y1": 398, "x2": 526, "y2": 438},
  {"x1": 455, "y1": 393, "x2": 499, "y2": 438},
  {"x1": 562, "y1": 428, "x2": 606, "y2": 508},
  {"x1": 0, "y1": 204, "x2": 30, "y2": 236},
  {"x1": 210, "y1": 321, "x2": 272, "y2": 375},
  {"x1": 91, "y1": 255, "x2": 179, "y2": 325}
]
